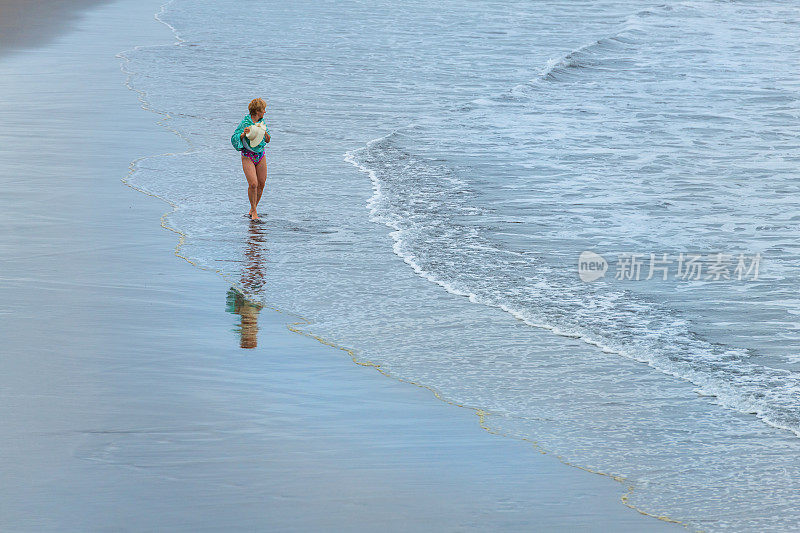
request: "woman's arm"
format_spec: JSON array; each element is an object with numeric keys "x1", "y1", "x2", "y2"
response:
[
  {"x1": 261, "y1": 120, "x2": 270, "y2": 144},
  {"x1": 231, "y1": 117, "x2": 249, "y2": 151}
]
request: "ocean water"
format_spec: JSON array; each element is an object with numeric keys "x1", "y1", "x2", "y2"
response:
[{"x1": 121, "y1": 0, "x2": 800, "y2": 530}]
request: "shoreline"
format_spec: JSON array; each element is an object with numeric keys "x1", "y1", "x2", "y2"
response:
[{"x1": 0, "y1": 0, "x2": 680, "y2": 530}]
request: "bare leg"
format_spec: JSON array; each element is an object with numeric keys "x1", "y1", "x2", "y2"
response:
[
  {"x1": 255, "y1": 156, "x2": 267, "y2": 207},
  {"x1": 241, "y1": 155, "x2": 259, "y2": 220}
]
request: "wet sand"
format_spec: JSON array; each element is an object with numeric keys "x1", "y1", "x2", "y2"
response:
[
  {"x1": 0, "y1": 0, "x2": 680, "y2": 530},
  {"x1": 0, "y1": 0, "x2": 111, "y2": 57}
]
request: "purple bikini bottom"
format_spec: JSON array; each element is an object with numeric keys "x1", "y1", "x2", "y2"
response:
[{"x1": 242, "y1": 150, "x2": 264, "y2": 165}]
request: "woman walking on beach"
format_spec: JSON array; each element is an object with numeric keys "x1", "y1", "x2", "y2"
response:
[{"x1": 231, "y1": 98, "x2": 271, "y2": 220}]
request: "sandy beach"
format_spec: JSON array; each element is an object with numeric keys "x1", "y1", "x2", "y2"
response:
[
  {"x1": 0, "y1": 0, "x2": 111, "y2": 56},
  {"x1": 0, "y1": 0, "x2": 685, "y2": 530}
]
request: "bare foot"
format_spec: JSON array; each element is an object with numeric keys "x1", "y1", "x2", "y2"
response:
[{"x1": 250, "y1": 211, "x2": 259, "y2": 221}]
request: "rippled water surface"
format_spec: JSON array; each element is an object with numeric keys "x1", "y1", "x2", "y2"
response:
[{"x1": 123, "y1": 1, "x2": 800, "y2": 530}]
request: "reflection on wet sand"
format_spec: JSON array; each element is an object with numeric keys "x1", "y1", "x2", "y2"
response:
[{"x1": 225, "y1": 221, "x2": 267, "y2": 349}]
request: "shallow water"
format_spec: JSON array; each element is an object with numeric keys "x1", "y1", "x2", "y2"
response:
[{"x1": 123, "y1": 1, "x2": 800, "y2": 530}]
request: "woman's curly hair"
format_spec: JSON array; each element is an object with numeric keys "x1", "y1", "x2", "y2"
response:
[{"x1": 248, "y1": 98, "x2": 266, "y2": 115}]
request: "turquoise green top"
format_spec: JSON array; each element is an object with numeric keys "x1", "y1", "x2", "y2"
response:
[{"x1": 231, "y1": 114, "x2": 270, "y2": 154}]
